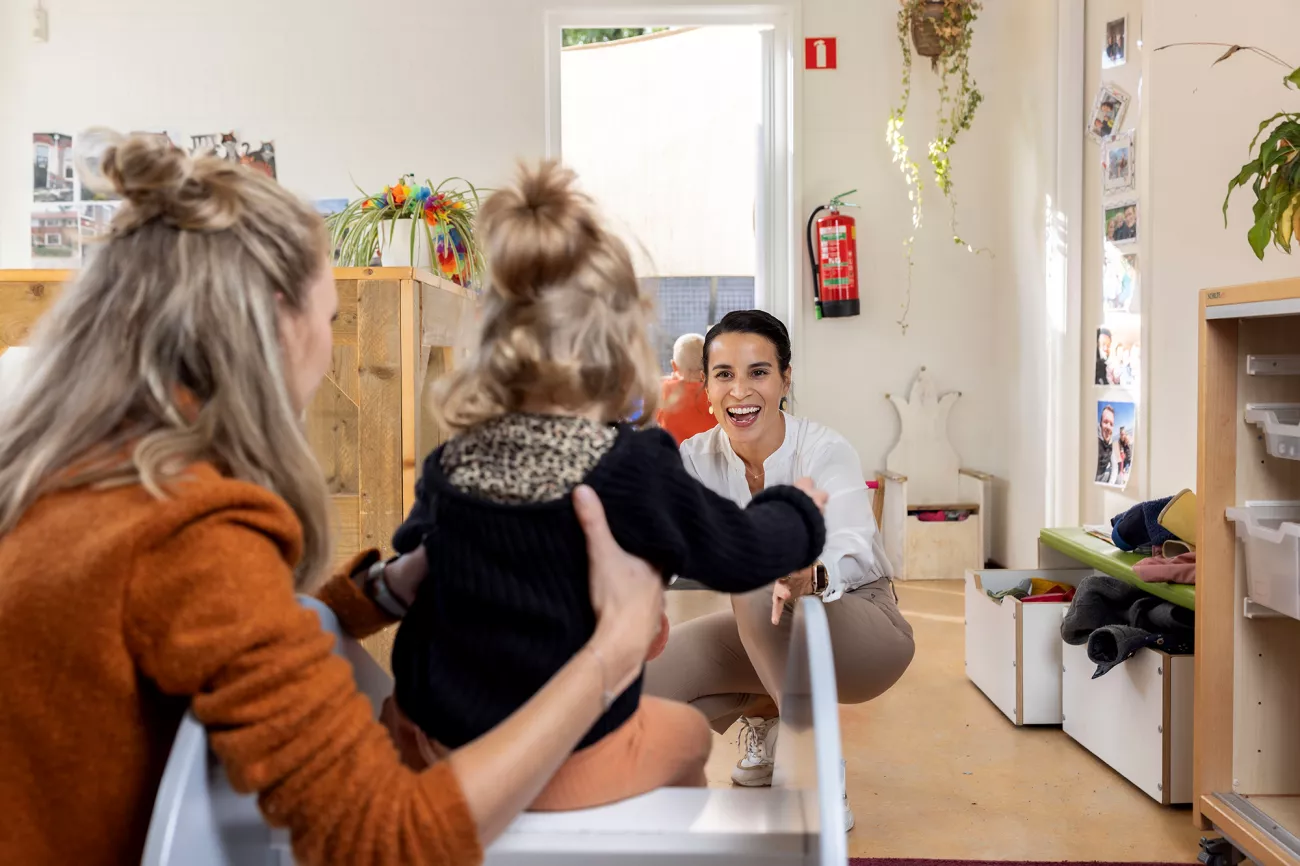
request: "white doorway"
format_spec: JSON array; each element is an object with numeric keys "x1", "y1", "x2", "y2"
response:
[{"x1": 544, "y1": 7, "x2": 798, "y2": 369}]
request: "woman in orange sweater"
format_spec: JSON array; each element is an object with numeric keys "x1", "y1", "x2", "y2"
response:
[{"x1": 0, "y1": 135, "x2": 666, "y2": 866}]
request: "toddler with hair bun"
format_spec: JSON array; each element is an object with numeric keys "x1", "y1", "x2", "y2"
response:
[{"x1": 385, "y1": 161, "x2": 827, "y2": 809}]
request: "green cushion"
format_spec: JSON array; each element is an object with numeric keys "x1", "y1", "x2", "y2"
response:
[{"x1": 1040, "y1": 527, "x2": 1196, "y2": 611}]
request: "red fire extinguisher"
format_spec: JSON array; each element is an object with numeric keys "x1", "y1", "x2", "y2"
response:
[{"x1": 806, "y1": 190, "x2": 861, "y2": 319}]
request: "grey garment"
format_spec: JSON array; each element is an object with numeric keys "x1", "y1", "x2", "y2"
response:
[
  {"x1": 1061, "y1": 575, "x2": 1195, "y2": 678},
  {"x1": 644, "y1": 580, "x2": 915, "y2": 734}
]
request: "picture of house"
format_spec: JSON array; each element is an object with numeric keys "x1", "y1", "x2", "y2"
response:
[
  {"x1": 31, "y1": 205, "x2": 81, "y2": 261},
  {"x1": 33, "y1": 133, "x2": 75, "y2": 203}
]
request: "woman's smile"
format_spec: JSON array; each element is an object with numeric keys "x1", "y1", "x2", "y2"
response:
[{"x1": 725, "y1": 404, "x2": 762, "y2": 429}]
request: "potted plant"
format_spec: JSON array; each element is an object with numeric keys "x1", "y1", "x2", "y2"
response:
[
  {"x1": 1223, "y1": 60, "x2": 1300, "y2": 259},
  {"x1": 327, "y1": 175, "x2": 485, "y2": 287},
  {"x1": 886, "y1": 0, "x2": 985, "y2": 332}
]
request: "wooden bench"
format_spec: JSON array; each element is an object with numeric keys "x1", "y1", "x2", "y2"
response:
[{"x1": 142, "y1": 598, "x2": 847, "y2": 865}]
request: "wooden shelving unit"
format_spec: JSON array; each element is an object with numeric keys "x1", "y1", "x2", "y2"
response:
[
  {"x1": 1196, "y1": 277, "x2": 1300, "y2": 866},
  {"x1": 0, "y1": 265, "x2": 474, "y2": 564}
]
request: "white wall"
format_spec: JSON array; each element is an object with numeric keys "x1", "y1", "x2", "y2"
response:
[
  {"x1": 1143, "y1": 0, "x2": 1300, "y2": 496},
  {"x1": 0, "y1": 0, "x2": 1061, "y2": 566},
  {"x1": 561, "y1": 27, "x2": 760, "y2": 277},
  {"x1": 1080, "y1": 0, "x2": 1146, "y2": 525},
  {"x1": 799, "y1": 0, "x2": 1058, "y2": 565}
]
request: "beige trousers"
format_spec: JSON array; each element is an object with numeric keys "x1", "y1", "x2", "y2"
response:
[{"x1": 643, "y1": 580, "x2": 916, "y2": 733}]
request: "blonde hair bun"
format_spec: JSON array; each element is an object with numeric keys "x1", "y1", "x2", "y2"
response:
[
  {"x1": 101, "y1": 134, "x2": 244, "y2": 232},
  {"x1": 434, "y1": 160, "x2": 660, "y2": 432},
  {"x1": 478, "y1": 161, "x2": 605, "y2": 302}
]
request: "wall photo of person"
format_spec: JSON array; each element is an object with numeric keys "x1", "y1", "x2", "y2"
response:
[
  {"x1": 1096, "y1": 400, "x2": 1137, "y2": 489},
  {"x1": 1105, "y1": 201, "x2": 1139, "y2": 245},
  {"x1": 1095, "y1": 327, "x2": 1112, "y2": 385},
  {"x1": 1103, "y1": 249, "x2": 1140, "y2": 314},
  {"x1": 1102, "y1": 131, "x2": 1136, "y2": 194},
  {"x1": 1103, "y1": 16, "x2": 1127, "y2": 69},
  {"x1": 1088, "y1": 83, "x2": 1130, "y2": 142}
]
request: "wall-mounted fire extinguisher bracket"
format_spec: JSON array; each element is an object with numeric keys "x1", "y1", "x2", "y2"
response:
[{"x1": 807, "y1": 189, "x2": 861, "y2": 320}]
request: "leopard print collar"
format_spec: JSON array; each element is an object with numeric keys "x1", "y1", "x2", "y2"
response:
[{"x1": 440, "y1": 413, "x2": 618, "y2": 504}]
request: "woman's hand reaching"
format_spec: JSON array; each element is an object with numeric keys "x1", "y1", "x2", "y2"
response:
[
  {"x1": 793, "y1": 477, "x2": 828, "y2": 513},
  {"x1": 769, "y1": 478, "x2": 827, "y2": 624},
  {"x1": 771, "y1": 567, "x2": 816, "y2": 625}
]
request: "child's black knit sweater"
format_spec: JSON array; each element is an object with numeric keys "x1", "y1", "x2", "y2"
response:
[{"x1": 390, "y1": 417, "x2": 826, "y2": 752}]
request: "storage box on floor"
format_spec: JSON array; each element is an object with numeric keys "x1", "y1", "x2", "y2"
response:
[{"x1": 964, "y1": 530, "x2": 1194, "y2": 806}]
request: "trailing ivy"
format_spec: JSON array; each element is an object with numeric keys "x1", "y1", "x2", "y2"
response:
[{"x1": 886, "y1": 0, "x2": 985, "y2": 333}]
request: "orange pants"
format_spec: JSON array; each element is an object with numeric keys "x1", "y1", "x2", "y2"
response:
[{"x1": 383, "y1": 693, "x2": 711, "y2": 811}]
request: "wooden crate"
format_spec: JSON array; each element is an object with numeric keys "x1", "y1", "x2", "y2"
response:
[{"x1": 0, "y1": 266, "x2": 472, "y2": 575}]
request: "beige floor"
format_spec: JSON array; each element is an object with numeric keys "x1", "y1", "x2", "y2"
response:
[{"x1": 668, "y1": 580, "x2": 1205, "y2": 863}]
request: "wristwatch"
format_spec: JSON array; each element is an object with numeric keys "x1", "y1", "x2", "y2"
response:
[
  {"x1": 812, "y1": 560, "x2": 830, "y2": 595},
  {"x1": 365, "y1": 555, "x2": 410, "y2": 618}
]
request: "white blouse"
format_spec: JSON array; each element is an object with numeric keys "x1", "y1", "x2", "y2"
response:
[{"x1": 679, "y1": 413, "x2": 893, "y2": 601}]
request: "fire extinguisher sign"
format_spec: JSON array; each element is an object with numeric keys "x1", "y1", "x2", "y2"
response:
[{"x1": 804, "y1": 37, "x2": 837, "y2": 70}]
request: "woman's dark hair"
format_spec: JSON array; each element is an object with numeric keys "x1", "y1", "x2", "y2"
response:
[{"x1": 702, "y1": 310, "x2": 792, "y2": 373}]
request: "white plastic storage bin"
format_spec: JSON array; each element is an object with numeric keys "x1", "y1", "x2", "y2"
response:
[
  {"x1": 1062, "y1": 643, "x2": 1193, "y2": 805},
  {"x1": 964, "y1": 568, "x2": 1092, "y2": 725},
  {"x1": 1225, "y1": 502, "x2": 1300, "y2": 620},
  {"x1": 1244, "y1": 404, "x2": 1300, "y2": 461}
]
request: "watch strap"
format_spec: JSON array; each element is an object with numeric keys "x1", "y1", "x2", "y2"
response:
[
  {"x1": 366, "y1": 556, "x2": 409, "y2": 619},
  {"x1": 813, "y1": 561, "x2": 830, "y2": 595}
]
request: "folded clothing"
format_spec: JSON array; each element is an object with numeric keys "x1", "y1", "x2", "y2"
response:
[
  {"x1": 987, "y1": 577, "x2": 1073, "y2": 604},
  {"x1": 914, "y1": 510, "x2": 972, "y2": 522},
  {"x1": 1023, "y1": 588, "x2": 1076, "y2": 603},
  {"x1": 1061, "y1": 575, "x2": 1194, "y2": 678},
  {"x1": 1133, "y1": 551, "x2": 1197, "y2": 585}
]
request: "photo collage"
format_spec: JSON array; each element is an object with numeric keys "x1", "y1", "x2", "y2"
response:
[
  {"x1": 31, "y1": 130, "x2": 278, "y2": 266},
  {"x1": 1089, "y1": 14, "x2": 1141, "y2": 491}
]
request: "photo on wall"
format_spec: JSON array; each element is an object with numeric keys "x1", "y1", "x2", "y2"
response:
[
  {"x1": 1095, "y1": 321, "x2": 1140, "y2": 388},
  {"x1": 239, "y1": 141, "x2": 277, "y2": 179},
  {"x1": 30, "y1": 204, "x2": 82, "y2": 264},
  {"x1": 1088, "y1": 83, "x2": 1130, "y2": 142},
  {"x1": 1104, "y1": 201, "x2": 1139, "y2": 245},
  {"x1": 1102, "y1": 131, "x2": 1136, "y2": 194},
  {"x1": 1095, "y1": 399, "x2": 1136, "y2": 490},
  {"x1": 1103, "y1": 16, "x2": 1127, "y2": 69},
  {"x1": 33, "y1": 133, "x2": 75, "y2": 203},
  {"x1": 78, "y1": 202, "x2": 119, "y2": 263},
  {"x1": 1103, "y1": 248, "x2": 1140, "y2": 314}
]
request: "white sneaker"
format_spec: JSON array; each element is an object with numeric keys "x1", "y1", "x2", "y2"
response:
[
  {"x1": 841, "y1": 758, "x2": 855, "y2": 832},
  {"x1": 732, "y1": 717, "x2": 779, "y2": 787}
]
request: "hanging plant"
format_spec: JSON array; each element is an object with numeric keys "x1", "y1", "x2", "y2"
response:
[
  {"x1": 1155, "y1": 43, "x2": 1300, "y2": 260},
  {"x1": 886, "y1": 0, "x2": 985, "y2": 333},
  {"x1": 1223, "y1": 59, "x2": 1300, "y2": 259}
]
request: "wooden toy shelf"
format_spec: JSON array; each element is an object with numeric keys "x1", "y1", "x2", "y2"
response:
[{"x1": 1196, "y1": 277, "x2": 1300, "y2": 866}]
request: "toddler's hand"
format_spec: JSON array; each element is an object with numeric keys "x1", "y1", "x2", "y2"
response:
[{"x1": 793, "y1": 477, "x2": 828, "y2": 513}]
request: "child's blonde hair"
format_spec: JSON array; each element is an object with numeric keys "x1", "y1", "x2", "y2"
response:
[
  {"x1": 0, "y1": 134, "x2": 333, "y2": 586},
  {"x1": 436, "y1": 161, "x2": 660, "y2": 431}
]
